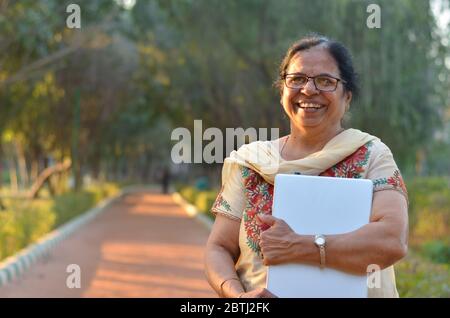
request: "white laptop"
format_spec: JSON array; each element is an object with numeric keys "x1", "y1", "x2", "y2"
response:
[{"x1": 266, "y1": 174, "x2": 373, "y2": 298}]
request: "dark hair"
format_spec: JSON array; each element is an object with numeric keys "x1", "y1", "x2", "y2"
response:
[{"x1": 275, "y1": 35, "x2": 359, "y2": 97}]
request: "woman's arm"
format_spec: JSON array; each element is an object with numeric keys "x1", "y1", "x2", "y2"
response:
[
  {"x1": 258, "y1": 190, "x2": 408, "y2": 275},
  {"x1": 204, "y1": 214, "x2": 245, "y2": 297},
  {"x1": 205, "y1": 215, "x2": 277, "y2": 298}
]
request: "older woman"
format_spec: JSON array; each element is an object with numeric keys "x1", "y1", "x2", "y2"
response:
[{"x1": 204, "y1": 35, "x2": 409, "y2": 298}]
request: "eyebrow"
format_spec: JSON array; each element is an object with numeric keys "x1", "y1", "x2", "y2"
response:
[{"x1": 286, "y1": 72, "x2": 339, "y2": 78}]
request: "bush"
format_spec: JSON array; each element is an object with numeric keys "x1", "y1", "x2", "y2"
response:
[
  {"x1": 179, "y1": 186, "x2": 199, "y2": 204},
  {"x1": 85, "y1": 182, "x2": 120, "y2": 205},
  {"x1": 195, "y1": 191, "x2": 218, "y2": 213},
  {"x1": 53, "y1": 182, "x2": 119, "y2": 227},
  {"x1": 52, "y1": 191, "x2": 96, "y2": 228},
  {"x1": 407, "y1": 177, "x2": 450, "y2": 247},
  {"x1": 0, "y1": 200, "x2": 55, "y2": 260},
  {"x1": 421, "y1": 240, "x2": 450, "y2": 264},
  {"x1": 0, "y1": 183, "x2": 120, "y2": 262},
  {"x1": 178, "y1": 186, "x2": 219, "y2": 220},
  {"x1": 396, "y1": 252, "x2": 450, "y2": 297}
]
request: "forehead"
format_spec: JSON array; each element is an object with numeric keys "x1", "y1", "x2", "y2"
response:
[{"x1": 286, "y1": 46, "x2": 339, "y2": 76}]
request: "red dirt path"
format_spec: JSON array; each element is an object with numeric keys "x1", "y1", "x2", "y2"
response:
[{"x1": 0, "y1": 190, "x2": 217, "y2": 298}]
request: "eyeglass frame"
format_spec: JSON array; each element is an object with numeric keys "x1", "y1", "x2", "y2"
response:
[{"x1": 281, "y1": 72, "x2": 347, "y2": 92}]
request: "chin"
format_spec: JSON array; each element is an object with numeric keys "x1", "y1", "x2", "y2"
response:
[{"x1": 292, "y1": 119, "x2": 323, "y2": 130}]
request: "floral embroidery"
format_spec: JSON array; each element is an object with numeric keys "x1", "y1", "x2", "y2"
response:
[
  {"x1": 241, "y1": 142, "x2": 374, "y2": 257},
  {"x1": 373, "y1": 169, "x2": 408, "y2": 196},
  {"x1": 239, "y1": 141, "x2": 408, "y2": 257},
  {"x1": 320, "y1": 141, "x2": 373, "y2": 178},
  {"x1": 241, "y1": 167, "x2": 273, "y2": 256},
  {"x1": 211, "y1": 186, "x2": 232, "y2": 212}
]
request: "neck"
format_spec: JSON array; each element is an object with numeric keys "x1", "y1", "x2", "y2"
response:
[{"x1": 288, "y1": 124, "x2": 345, "y2": 153}]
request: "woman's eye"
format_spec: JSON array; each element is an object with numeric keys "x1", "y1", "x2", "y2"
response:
[
  {"x1": 317, "y1": 77, "x2": 333, "y2": 86},
  {"x1": 292, "y1": 76, "x2": 307, "y2": 84}
]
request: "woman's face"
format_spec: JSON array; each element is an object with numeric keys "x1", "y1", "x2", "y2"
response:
[{"x1": 281, "y1": 46, "x2": 352, "y2": 132}]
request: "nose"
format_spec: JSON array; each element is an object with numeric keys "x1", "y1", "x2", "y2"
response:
[{"x1": 301, "y1": 78, "x2": 319, "y2": 96}]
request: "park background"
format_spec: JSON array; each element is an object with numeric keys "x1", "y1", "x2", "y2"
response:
[{"x1": 0, "y1": 0, "x2": 449, "y2": 297}]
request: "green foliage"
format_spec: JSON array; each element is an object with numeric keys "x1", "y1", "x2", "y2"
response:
[
  {"x1": 0, "y1": 199, "x2": 55, "y2": 260},
  {"x1": 179, "y1": 186, "x2": 199, "y2": 204},
  {"x1": 396, "y1": 252, "x2": 450, "y2": 297},
  {"x1": 52, "y1": 191, "x2": 95, "y2": 228},
  {"x1": 130, "y1": 0, "x2": 449, "y2": 170},
  {"x1": 53, "y1": 182, "x2": 119, "y2": 227},
  {"x1": 1, "y1": 0, "x2": 449, "y2": 181},
  {"x1": 407, "y1": 177, "x2": 450, "y2": 245},
  {"x1": 86, "y1": 182, "x2": 120, "y2": 204},
  {"x1": 0, "y1": 183, "x2": 119, "y2": 261},
  {"x1": 178, "y1": 186, "x2": 218, "y2": 220},
  {"x1": 195, "y1": 191, "x2": 218, "y2": 214},
  {"x1": 421, "y1": 241, "x2": 450, "y2": 264}
]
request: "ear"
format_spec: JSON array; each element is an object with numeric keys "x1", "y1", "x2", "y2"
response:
[
  {"x1": 344, "y1": 91, "x2": 352, "y2": 110},
  {"x1": 345, "y1": 90, "x2": 352, "y2": 103}
]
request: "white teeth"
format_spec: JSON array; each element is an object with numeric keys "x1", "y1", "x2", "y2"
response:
[{"x1": 298, "y1": 103, "x2": 324, "y2": 109}]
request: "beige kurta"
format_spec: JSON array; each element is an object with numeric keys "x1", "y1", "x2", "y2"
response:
[{"x1": 211, "y1": 134, "x2": 408, "y2": 298}]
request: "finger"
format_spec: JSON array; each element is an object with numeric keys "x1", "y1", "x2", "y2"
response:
[{"x1": 256, "y1": 213, "x2": 277, "y2": 227}]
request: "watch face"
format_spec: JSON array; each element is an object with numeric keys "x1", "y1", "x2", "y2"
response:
[{"x1": 316, "y1": 237, "x2": 325, "y2": 245}]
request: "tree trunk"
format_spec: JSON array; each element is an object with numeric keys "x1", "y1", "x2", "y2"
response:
[
  {"x1": 8, "y1": 159, "x2": 18, "y2": 193},
  {"x1": 28, "y1": 160, "x2": 71, "y2": 199},
  {"x1": 15, "y1": 140, "x2": 29, "y2": 189},
  {"x1": 30, "y1": 158, "x2": 39, "y2": 185},
  {"x1": 43, "y1": 157, "x2": 56, "y2": 196}
]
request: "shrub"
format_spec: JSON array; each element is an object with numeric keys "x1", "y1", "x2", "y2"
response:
[
  {"x1": 421, "y1": 240, "x2": 450, "y2": 264},
  {"x1": 195, "y1": 190, "x2": 218, "y2": 214},
  {"x1": 396, "y1": 252, "x2": 450, "y2": 297},
  {"x1": 178, "y1": 186, "x2": 219, "y2": 220},
  {"x1": 0, "y1": 183, "x2": 120, "y2": 262},
  {"x1": 52, "y1": 191, "x2": 96, "y2": 228},
  {"x1": 0, "y1": 200, "x2": 55, "y2": 260},
  {"x1": 179, "y1": 186, "x2": 199, "y2": 204},
  {"x1": 407, "y1": 177, "x2": 450, "y2": 247}
]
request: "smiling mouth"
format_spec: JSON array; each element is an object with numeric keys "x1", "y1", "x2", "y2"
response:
[{"x1": 295, "y1": 102, "x2": 326, "y2": 111}]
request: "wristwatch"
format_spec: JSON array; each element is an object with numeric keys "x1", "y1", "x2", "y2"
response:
[{"x1": 314, "y1": 234, "x2": 326, "y2": 269}]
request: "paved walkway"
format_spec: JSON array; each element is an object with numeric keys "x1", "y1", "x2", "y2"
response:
[{"x1": 0, "y1": 190, "x2": 217, "y2": 297}]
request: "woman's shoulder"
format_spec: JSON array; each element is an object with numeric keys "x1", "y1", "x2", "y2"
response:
[
  {"x1": 235, "y1": 137, "x2": 286, "y2": 158},
  {"x1": 236, "y1": 139, "x2": 268, "y2": 150},
  {"x1": 238, "y1": 138, "x2": 283, "y2": 149},
  {"x1": 366, "y1": 138, "x2": 394, "y2": 158},
  {"x1": 364, "y1": 137, "x2": 402, "y2": 176}
]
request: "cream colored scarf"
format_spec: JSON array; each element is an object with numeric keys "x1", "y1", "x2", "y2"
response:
[{"x1": 222, "y1": 128, "x2": 379, "y2": 185}]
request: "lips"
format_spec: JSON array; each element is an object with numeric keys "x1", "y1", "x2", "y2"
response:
[
  {"x1": 295, "y1": 102, "x2": 326, "y2": 113},
  {"x1": 296, "y1": 102, "x2": 325, "y2": 109}
]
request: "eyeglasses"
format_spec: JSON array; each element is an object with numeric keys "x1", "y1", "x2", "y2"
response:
[{"x1": 282, "y1": 73, "x2": 346, "y2": 92}]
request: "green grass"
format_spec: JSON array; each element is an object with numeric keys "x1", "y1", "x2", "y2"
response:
[
  {"x1": 396, "y1": 251, "x2": 450, "y2": 297},
  {"x1": 0, "y1": 182, "x2": 120, "y2": 261}
]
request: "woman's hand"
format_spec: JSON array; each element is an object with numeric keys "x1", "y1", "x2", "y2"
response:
[
  {"x1": 256, "y1": 214, "x2": 301, "y2": 266},
  {"x1": 238, "y1": 288, "x2": 277, "y2": 298}
]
